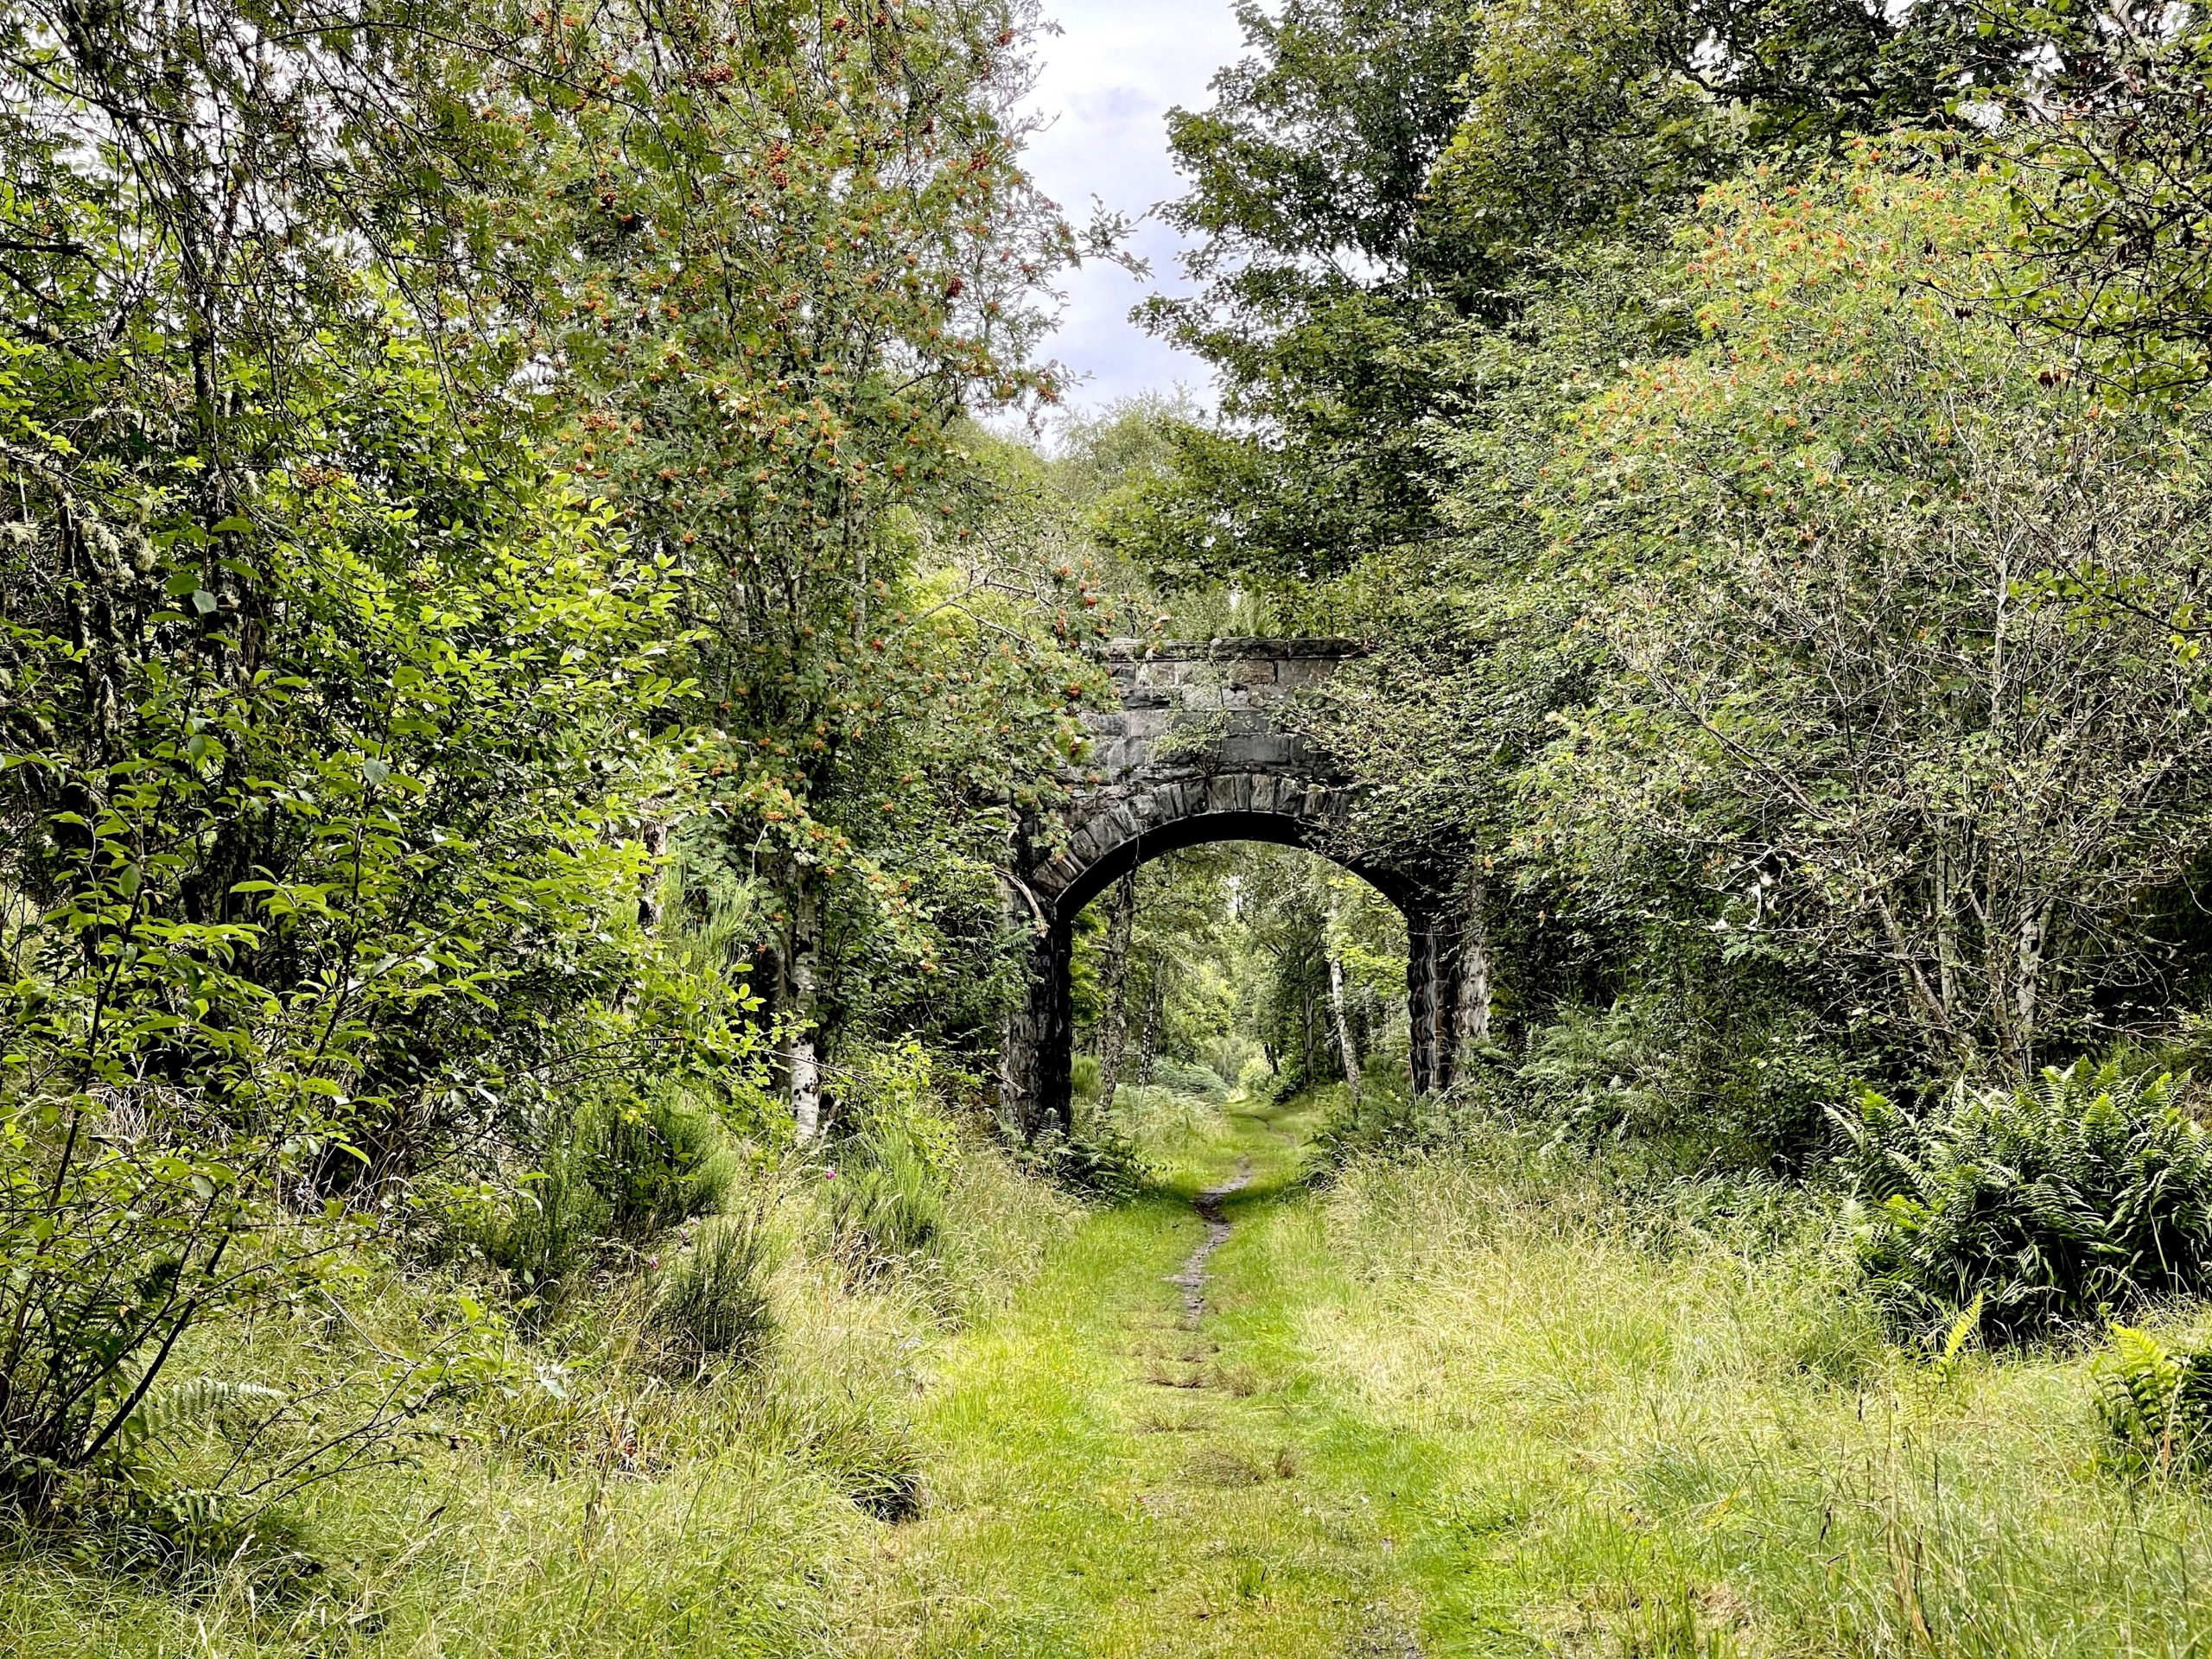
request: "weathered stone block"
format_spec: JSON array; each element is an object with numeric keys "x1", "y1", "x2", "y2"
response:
[{"x1": 1219, "y1": 733, "x2": 1294, "y2": 768}]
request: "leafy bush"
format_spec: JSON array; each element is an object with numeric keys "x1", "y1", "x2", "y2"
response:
[
  {"x1": 1513, "y1": 994, "x2": 1849, "y2": 1166},
  {"x1": 2093, "y1": 1324, "x2": 2212, "y2": 1481},
  {"x1": 1512, "y1": 1001, "x2": 1663, "y2": 1135},
  {"x1": 453, "y1": 1083, "x2": 745, "y2": 1300},
  {"x1": 1306, "y1": 1068, "x2": 1485, "y2": 1175},
  {"x1": 1834, "y1": 1061, "x2": 2212, "y2": 1341},
  {"x1": 0, "y1": 1087, "x2": 367, "y2": 1504},
  {"x1": 1028, "y1": 1122, "x2": 1149, "y2": 1205},
  {"x1": 1110, "y1": 1084, "x2": 1215, "y2": 1156},
  {"x1": 757, "y1": 1383, "x2": 925, "y2": 1522},
  {"x1": 466, "y1": 1138, "x2": 609, "y2": 1300},
  {"x1": 825, "y1": 1041, "x2": 965, "y2": 1268},
  {"x1": 649, "y1": 1211, "x2": 779, "y2": 1373},
  {"x1": 1070, "y1": 1053, "x2": 1103, "y2": 1106},
  {"x1": 25, "y1": 1470, "x2": 329, "y2": 1600},
  {"x1": 1147, "y1": 1057, "x2": 1230, "y2": 1102}
]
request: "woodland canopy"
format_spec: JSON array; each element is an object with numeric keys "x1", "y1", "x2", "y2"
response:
[{"x1": 10, "y1": 0, "x2": 2212, "y2": 1642}]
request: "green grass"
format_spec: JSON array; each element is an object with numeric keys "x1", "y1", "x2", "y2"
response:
[
  {"x1": 840, "y1": 1097, "x2": 2212, "y2": 1656},
  {"x1": 839, "y1": 1096, "x2": 1443, "y2": 1657},
  {"x1": 0, "y1": 1140, "x2": 1081, "y2": 1657},
  {"x1": 11, "y1": 1092, "x2": 2212, "y2": 1656},
  {"x1": 1305, "y1": 1145, "x2": 2212, "y2": 1656}
]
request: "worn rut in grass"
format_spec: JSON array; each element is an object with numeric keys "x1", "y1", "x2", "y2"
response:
[
  {"x1": 1166, "y1": 1158, "x2": 1250, "y2": 1328},
  {"x1": 836, "y1": 1102, "x2": 1434, "y2": 1659}
]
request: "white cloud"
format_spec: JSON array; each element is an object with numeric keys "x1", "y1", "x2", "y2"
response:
[{"x1": 1022, "y1": 1, "x2": 1249, "y2": 420}]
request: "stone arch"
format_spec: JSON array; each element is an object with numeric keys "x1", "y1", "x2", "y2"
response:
[{"x1": 999, "y1": 639, "x2": 1476, "y2": 1137}]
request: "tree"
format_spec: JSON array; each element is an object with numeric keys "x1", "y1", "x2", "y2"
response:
[
  {"x1": 1975, "y1": 3, "x2": 2212, "y2": 395},
  {"x1": 1116, "y1": 0, "x2": 2035, "y2": 591},
  {"x1": 1526, "y1": 157, "x2": 2212, "y2": 1074},
  {"x1": 0, "y1": 0, "x2": 722, "y2": 1500},
  {"x1": 520, "y1": 0, "x2": 1121, "y2": 1137}
]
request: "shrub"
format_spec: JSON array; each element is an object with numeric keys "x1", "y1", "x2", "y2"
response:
[
  {"x1": 1306, "y1": 1067, "x2": 1484, "y2": 1176},
  {"x1": 752, "y1": 1377, "x2": 925, "y2": 1521},
  {"x1": 1110, "y1": 1084, "x2": 1214, "y2": 1156},
  {"x1": 0, "y1": 1090, "x2": 361, "y2": 1504},
  {"x1": 23, "y1": 1469, "x2": 328, "y2": 1600},
  {"x1": 2093, "y1": 1324, "x2": 2212, "y2": 1481},
  {"x1": 1147, "y1": 1056, "x2": 1230, "y2": 1102},
  {"x1": 454, "y1": 1084, "x2": 742, "y2": 1301},
  {"x1": 1833, "y1": 1061, "x2": 2212, "y2": 1341},
  {"x1": 1069, "y1": 1053, "x2": 1103, "y2": 1106},
  {"x1": 825, "y1": 1041, "x2": 964, "y2": 1268},
  {"x1": 649, "y1": 1211, "x2": 779, "y2": 1372},
  {"x1": 468, "y1": 1136, "x2": 608, "y2": 1300},
  {"x1": 1513, "y1": 994, "x2": 1849, "y2": 1166},
  {"x1": 1029, "y1": 1122, "x2": 1149, "y2": 1204}
]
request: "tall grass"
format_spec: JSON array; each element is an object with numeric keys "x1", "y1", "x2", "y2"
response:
[
  {"x1": 0, "y1": 1132, "x2": 1082, "y2": 1656},
  {"x1": 1313, "y1": 1134, "x2": 2212, "y2": 1656}
]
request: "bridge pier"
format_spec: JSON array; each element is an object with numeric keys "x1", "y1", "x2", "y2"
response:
[{"x1": 999, "y1": 912, "x2": 1076, "y2": 1139}]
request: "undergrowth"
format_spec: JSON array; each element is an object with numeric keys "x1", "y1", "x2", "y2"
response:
[
  {"x1": 0, "y1": 1120, "x2": 1083, "y2": 1656},
  {"x1": 1313, "y1": 1123, "x2": 2212, "y2": 1655}
]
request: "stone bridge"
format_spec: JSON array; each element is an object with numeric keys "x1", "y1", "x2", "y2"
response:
[{"x1": 1001, "y1": 638, "x2": 1478, "y2": 1136}]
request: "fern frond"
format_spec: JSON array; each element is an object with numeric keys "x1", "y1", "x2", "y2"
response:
[{"x1": 105, "y1": 1378, "x2": 290, "y2": 1456}]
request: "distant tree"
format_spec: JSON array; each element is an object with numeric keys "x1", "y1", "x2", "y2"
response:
[{"x1": 1114, "y1": 0, "x2": 2036, "y2": 591}]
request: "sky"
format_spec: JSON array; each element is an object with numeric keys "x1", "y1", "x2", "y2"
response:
[{"x1": 1020, "y1": 1, "x2": 1249, "y2": 424}]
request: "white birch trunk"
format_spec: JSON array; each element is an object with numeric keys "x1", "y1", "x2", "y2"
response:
[
  {"x1": 789, "y1": 882, "x2": 823, "y2": 1144},
  {"x1": 1327, "y1": 889, "x2": 1362, "y2": 1103}
]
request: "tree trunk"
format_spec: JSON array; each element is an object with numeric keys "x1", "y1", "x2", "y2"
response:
[
  {"x1": 1300, "y1": 984, "x2": 1315, "y2": 1085},
  {"x1": 1136, "y1": 971, "x2": 1164, "y2": 1085},
  {"x1": 2011, "y1": 897, "x2": 2055, "y2": 1073},
  {"x1": 1453, "y1": 863, "x2": 1493, "y2": 1058},
  {"x1": 1326, "y1": 890, "x2": 1362, "y2": 1103},
  {"x1": 1933, "y1": 831, "x2": 1962, "y2": 1030},
  {"x1": 789, "y1": 880, "x2": 823, "y2": 1144},
  {"x1": 1094, "y1": 869, "x2": 1138, "y2": 1114}
]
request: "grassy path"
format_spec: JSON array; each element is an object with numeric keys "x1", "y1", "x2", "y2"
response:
[{"x1": 841, "y1": 1102, "x2": 1461, "y2": 1658}]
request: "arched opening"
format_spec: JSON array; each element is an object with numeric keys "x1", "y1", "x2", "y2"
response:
[
  {"x1": 1064, "y1": 840, "x2": 1412, "y2": 1134},
  {"x1": 1051, "y1": 809, "x2": 1426, "y2": 918}
]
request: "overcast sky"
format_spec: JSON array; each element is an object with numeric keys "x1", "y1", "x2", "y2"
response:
[{"x1": 1020, "y1": 1, "x2": 1249, "y2": 424}]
